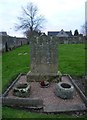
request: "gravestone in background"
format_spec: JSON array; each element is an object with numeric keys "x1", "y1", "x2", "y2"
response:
[{"x1": 27, "y1": 35, "x2": 58, "y2": 81}]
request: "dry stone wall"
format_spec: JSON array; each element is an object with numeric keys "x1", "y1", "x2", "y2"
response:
[
  {"x1": 1, "y1": 33, "x2": 85, "y2": 52},
  {"x1": 1, "y1": 35, "x2": 28, "y2": 52},
  {"x1": 51, "y1": 36, "x2": 85, "y2": 44}
]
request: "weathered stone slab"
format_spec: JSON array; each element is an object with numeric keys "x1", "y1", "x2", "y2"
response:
[
  {"x1": 44, "y1": 103, "x2": 86, "y2": 113},
  {"x1": 27, "y1": 71, "x2": 59, "y2": 81},
  {"x1": 2, "y1": 97, "x2": 43, "y2": 108},
  {"x1": 27, "y1": 35, "x2": 58, "y2": 81}
]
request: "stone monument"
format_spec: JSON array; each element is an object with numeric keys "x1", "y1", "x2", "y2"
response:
[{"x1": 27, "y1": 35, "x2": 58, "y2": 81}]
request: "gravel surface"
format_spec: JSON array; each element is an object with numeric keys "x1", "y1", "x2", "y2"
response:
[{"x1": 6, "y1": 75, "x2": 87, "y2": 113}]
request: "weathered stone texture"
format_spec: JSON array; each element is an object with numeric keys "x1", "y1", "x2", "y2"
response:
[
  {"x1": 30, "y1": 35, "x2": 58, "y2": 74},
  {"x1": 27, "y1": 35, "x2": 58, "y2": 81},
  {"x1": 2, "y1": 97, "x2": 43, "y2": 108}
]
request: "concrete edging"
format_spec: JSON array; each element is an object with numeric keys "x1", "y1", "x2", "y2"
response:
[
  {"x1": 2, "y1": 74, "x2": 87, "y2": 111},
  {"x1": 2, "y1": 97, "x2": 43, "y2": 109},
  {"x1": 2, "y1": 73, "x2": 43, "y2": 109},
  {"x1": 65, "y1": 74, "x2": 87, "y2": 107},
  {"x1": 2, "y1": 73, "x2": 22, "y2": 97}
]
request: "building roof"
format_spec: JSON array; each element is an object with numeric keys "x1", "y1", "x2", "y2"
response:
[
  {"x1": 0, "y1": 32, "x2": 7, "y2": 36},
  {"x1": 48, "y1": 29, "x2": 72, "y2": 37},
  {"x1": 48, "y1": 31, "x2": 59, "y2": 36}
]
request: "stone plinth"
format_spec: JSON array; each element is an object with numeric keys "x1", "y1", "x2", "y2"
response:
[
  {"x1": 27, "y1": 35, "x2": 58, "y2": 82},
  {"x1": 27, "y1": 71, "x2": 59, "y2": 82}
]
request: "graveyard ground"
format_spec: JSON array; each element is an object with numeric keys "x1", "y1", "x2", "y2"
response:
[{"x1": 2, "y1": 44, "x2": 87, "y2": 118}]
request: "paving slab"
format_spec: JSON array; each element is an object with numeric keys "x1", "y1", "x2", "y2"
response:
[{"x1": 44, "y1": 103, "x2": 86, "y2": 113}]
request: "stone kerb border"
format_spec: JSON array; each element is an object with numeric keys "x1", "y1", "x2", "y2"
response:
[
  {"x1": 64, "y1": 74, "x2": 87, "y2": 107},
  {"x1": 2, "y1": 73, "x2": 43, "y2": 109},
  {"x1": 2, "y1": 97, "x2": 43, "y2": 109},
  {"x1": 2, "y1": 73, "x2": 87, "y2": 110},
  {"x1": 2, "y1": 73, "x2": 22, "y2": 97}
]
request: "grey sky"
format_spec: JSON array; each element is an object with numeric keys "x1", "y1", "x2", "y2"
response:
[{"x1": 0, "y1": 0, "x2": 86, "y2": 37}]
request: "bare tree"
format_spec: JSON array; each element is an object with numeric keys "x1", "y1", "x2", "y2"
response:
[{"x1": 15, "y1": 2, "x2": 45, "y2": 38}]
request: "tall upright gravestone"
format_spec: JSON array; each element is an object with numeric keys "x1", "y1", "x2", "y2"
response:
[{"x1": 27, "y1": 35, "x2": 58, "y2": 81}]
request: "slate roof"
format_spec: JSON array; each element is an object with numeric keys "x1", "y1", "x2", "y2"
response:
[
  {"x1": 48, "y1": 31, "x2": 59, "y2": 36},
  {"x1": 48, "y1": 30, "x2": 72, "y2": 37},
  {"x1": 66, "y1": 31, "x2": 72, "y2": 36},
  {"x1": 0, "y1": 32, "x2": 7, "y2": 36}
]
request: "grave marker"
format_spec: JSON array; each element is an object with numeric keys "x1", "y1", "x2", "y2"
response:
[{"x1": 27, "y1": 35, "x2": 58, "y2": 81}]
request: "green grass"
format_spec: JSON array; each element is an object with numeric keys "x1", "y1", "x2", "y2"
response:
[
  {"x1": 2, "y1": 45, "x2": 30, "y2": 92},
  {"x1": 2, "y1": 44, "x2": 85, "y2": 91},
  {"x1": 2, "y1": 107, "x2": 87, "y2": 119},
  {"x1": 2, "y1": 107, "x2": 76, "y2": 119},
  {"x1": 2, "y1": 44, "x2": 86, "y2": 118},
  {"x1": 58, "y1": 44, "x2": 85, "y2": 76}
]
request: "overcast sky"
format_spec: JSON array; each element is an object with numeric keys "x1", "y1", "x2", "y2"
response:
[{"x1": 0, "y1": 0, "x2": 86, "y2": 37}]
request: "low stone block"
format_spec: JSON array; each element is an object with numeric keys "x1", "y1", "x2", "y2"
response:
[
  {"x1": 2, "y1": 97, "x2": 43, "y2": 108},
  {"x1": 27, "y1": 71, "x2": 59, "y2": 82}
]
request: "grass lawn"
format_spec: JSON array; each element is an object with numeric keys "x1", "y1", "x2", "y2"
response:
[
  {"x1": 2, "y1": 107, "x2": 87, "y2": 119},
  {"x1": 58, "y1": 44, "x2": 85, "y2": 76},
  {"x1": 2, "y1": 107, "x2": 76, "y2": 119},
  {"x1": 2, "y1": 44, "x2": 86, "y2": 118},
  {"x1": 2, "y1": 45, "x2": 30, "y2": 92}
]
